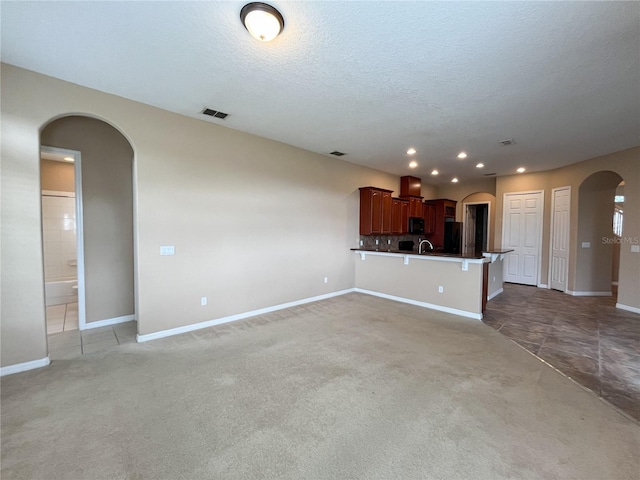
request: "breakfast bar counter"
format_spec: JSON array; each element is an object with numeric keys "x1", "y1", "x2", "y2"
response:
[{"x1": 352, "y1": 248, "x2": 510, "y2": 319}]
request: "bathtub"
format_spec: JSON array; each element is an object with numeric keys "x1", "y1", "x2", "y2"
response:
[{"x1": 45, "y1": 277, "x2": 78, "y2": 306}]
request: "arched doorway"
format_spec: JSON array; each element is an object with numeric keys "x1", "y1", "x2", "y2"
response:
[
  {"x1": 40, "y1": 116, "x2": 136, "y2": 351},
  {"x1": 460, "y1": 192, "x2": 496, "y2": 256},
  {"x1": 574, "y1": 171, "x2": 624, "y2": 297}
]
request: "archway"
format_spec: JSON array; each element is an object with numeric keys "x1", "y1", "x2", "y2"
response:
[
  {"x1": 460, "y1": 192, "x2": 496, "y2": 256},
  {"x1": 40, "y1": 116, "x2": 136, "y2": 345},
  {"x1": 575, "y1": 171, "x2": 623, "y2": 297}
]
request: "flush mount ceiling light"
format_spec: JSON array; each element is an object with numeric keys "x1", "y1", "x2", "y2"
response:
[
  {"x1": 240, "y1": 2, "x2": 284, "y2": 42},
  {"x1": 451, "y1": 177, "x2": 459, "y2": 183},
  {"x1": 476, "y1": 163, "x2": 484, "y2": 168},
  {"x1": 517, "y1": 167, "x2": 526, "y2": 173},
  {"x1": 409, "y1": 160, "x2": 418, "y2": 168},
  {"x1": 457, "y1": 152, "x2": 467, "y2": 159},
  {"x1": 431, "y1": 169, "x2": 439, "y2": 176},
  {"x1": 407, "y1": 148, "x2": 416, "y2": 155}
]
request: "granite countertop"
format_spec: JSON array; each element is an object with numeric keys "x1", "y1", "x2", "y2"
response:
[{"x1": 350, "y1": 248, "x2": 485, "y2": 259}]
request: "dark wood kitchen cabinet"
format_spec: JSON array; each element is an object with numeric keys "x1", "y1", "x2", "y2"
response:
[
  {"x1": 424, "y1": 199, "x2": 457, "y2": 248},
  {"x1": 391, "y1": 197, "x2": 409, "y2": 234},
  {"x1": 360, "y1": 187, "x2": 393, "y2": 235},
  {"x1": 400, "y1": 196, "x2": 424, "y2": 218},
  {"x1": 423, "y1": 202, "x2": 436, "y2": 234}
]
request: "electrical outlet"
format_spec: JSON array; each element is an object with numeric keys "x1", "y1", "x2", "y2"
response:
[
  {"x1": 200, "y1": 296, "x2": 207, "y2": 306},
  {"x1": 324, "y1": 277, "x2": 328, "y2": 284},
  {"x1": 438, "y1": 286, "x2": 444, "y2": 293},
  {"x1": 631, "y1": 245, "x2": 640, "y2": 253},
  {"x1": 387, "y1": 239, "x2": 391, "y2": 245},
  {"x1": 375, "y1": 239, "x2": 379, "y2": 245},
  {"x1": 360, "y1": 240, "x2": 363, "y2": 246},
  {"x1": 160, "y1": 245, "x2": 175, "y2": 255},
  {"x1": 581, "y1": 242, "x2": 591, "y2": 248}
]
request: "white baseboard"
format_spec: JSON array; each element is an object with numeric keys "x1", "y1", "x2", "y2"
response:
[
  {"x1": 616, "y1": 303, "x2": 640, "y2": 315},
  {"x1": 566, "y1": 290, "x2": 612, "y2": 297},
  {"x1": 83, "y1": 314, "x2": 136, "y2": 330},
  {"x1": 537, "y1": 283, "x2": 549, "y2": 289},
  {"x1": 137, "y1": 289, "x2": 355, "y2": 343},
  {"x1": 354, "y1": 288, "x2": 483, "y2": 320},
  {"x1": 487, "y1": 288, "x2": 504, "y2": 301},
  {"x1": 0, "y1": 357, "x2": 50, "y2": 377}
]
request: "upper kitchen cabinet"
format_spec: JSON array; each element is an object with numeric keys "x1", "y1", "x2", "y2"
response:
[
  {"x1": 424, "y1": 199, "x2": 457, "y2": 247},
  {"x1": 423, "y1": 202, "x2": 436, "y2": 234},
  {"x1": 391, "y1": 197, "x2": 409, "y2": 234},
  {"x1": 359, "y1": 187, "x2": 393, "y2": 235},
  {"x1": 400, "y1": 176, "x2": 421, "y2": 197}
]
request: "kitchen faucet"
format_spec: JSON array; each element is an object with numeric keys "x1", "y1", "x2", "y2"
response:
[{"x1": 419, "y1": 239, "x2": 434, "y2": 254}]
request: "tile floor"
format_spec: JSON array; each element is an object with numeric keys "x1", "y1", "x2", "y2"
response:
[
  {"x1": 46, "y1": 302, "x2": 79, "y2": 334},
  {"x1": 484, "y1": 283, "x2": 640, "y2": 421},
  {"x1": 47, "y1": 321, "x2": 137, "y2": 360}
]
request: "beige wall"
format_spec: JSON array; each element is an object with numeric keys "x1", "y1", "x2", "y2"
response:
[
  {"x1": 40, "y1": 159, "x2": 74, "y2": 192},
  {"x1": 487, "y1": 259, "x2": 504, "y2": 298},
  {"x1": 41, "y1": 117, "x2": 135, "y2": 324},
  {"x1": 355, "y1": 254, "x2": 484, "y2": 315},
  {"x1": 495, "y1": 148, "x2": 640, "y2": 308},
  {"x1": 0, "y1": 64, "x2": 398, "y2": 368},
  {"x1": 575, "y1": 171, "x2": 622, "y2": 293}
]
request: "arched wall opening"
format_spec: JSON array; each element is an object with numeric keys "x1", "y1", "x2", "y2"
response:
[
  {"x1": 460, "y1": 192, "x2": 497, "y2": 253},
  {"x1": 575, "y1": 171, "x2": 623, "y2": 296},
  {"x1": 40, "y1": 115, "x2": 136, "y2": 329}
]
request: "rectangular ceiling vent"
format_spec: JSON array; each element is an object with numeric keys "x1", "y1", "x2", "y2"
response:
[
  {"x1": 330, "y1": 151, "x2": 346, "y2": 156},
  {"x1": 499, "y1": 139, "x2": 515, "y2": 146},
  {"x1": 484, "y1": 173, "x2": 497, "y2": 176},
  {"x1": 202, "y1": 108, "x2": 229, "y2": 119}
]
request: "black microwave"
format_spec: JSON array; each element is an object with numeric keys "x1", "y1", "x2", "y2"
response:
[{"x1": 409, "y1": 217, "x2": 424, "y2": 234}]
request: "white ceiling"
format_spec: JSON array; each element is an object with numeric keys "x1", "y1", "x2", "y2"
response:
[{"x1": 2, "y1": 1, "x2": 639, "y2": 184}]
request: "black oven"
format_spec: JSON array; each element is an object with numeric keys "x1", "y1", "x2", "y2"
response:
[{"x1": 409, "y1": 217, "x2": 424, "y2": 234}]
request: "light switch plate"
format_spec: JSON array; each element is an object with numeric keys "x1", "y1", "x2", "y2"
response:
[
  {"x1": 581, "y1": 242, "x2": 591, "y2": 248},
  {"x1": 160, "y1": 245, "x2": 175, "y2": 255},
  {"x1": 631, "y1": 245, "x2": 640, "y2": 253}
]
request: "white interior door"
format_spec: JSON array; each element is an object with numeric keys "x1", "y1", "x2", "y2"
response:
[
  {"x1": 463, "y1": 205, "x2": 477, "y2": 256},
  {"x1": 550, "y1": 187, "x2": 570, "y2": 291},
  {"x1": 503, "y1": 191, "x2": 543, "y2": 286}
]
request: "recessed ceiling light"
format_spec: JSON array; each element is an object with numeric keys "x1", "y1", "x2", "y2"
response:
[
  {"x1": 431, "y1": 169, "x2": 439, "y2": 176},
  {"x1": 63, "y1": 156, "x2": 74, "y2": 162},
  {"x1": 409, "y1": 160, "x2": 418, "y2": 168},
  {"x1": 457, "y1": 152, "x2": 467, "y2": 159},
  {"x1": 516, "y1": 167, "x2": 526, "y2": 173},
  {"x1": 476, "y1": 163, "x2": 484, "y2": 168},
  {"x1": 407, "y1": 148, "x2": 416, "y2": 155},
  {"x1": 451, "y1": 177, "x2": 459, "y2": 183}
]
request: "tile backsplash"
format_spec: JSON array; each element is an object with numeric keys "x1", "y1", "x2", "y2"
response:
[{"x1": 359, "y1": 234, "x2": 429, "y2": 253}]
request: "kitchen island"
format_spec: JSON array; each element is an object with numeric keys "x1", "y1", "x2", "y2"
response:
[{"x1": 352, "y1": 248, "x2": 511, "y2": 319}]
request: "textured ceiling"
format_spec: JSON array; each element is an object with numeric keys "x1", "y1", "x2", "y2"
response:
[{"x1": 2, "y1": 1, "x2": 639, "y2": 184}]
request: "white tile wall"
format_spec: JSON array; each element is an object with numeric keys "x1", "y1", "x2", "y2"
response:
[{"x1": 42, "y1": 194, "x2": 77, "y2": 281}]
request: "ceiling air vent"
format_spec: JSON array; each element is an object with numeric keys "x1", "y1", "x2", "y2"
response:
[
  {"x1": 499, "y1": 139, "x2": 515, "y2": 146},
  {"x1": 330, "y1": 151, "x2": 346, "y2": 156},
  {"x1": 484, "y1": 173, "x2": 497, "y2": 176},
  {"x1": 202, "y1": 108, "x2": 229, "y2": 119}
]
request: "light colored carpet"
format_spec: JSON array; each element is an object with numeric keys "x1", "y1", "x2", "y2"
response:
[{"x1": 2, "y1": 293, "x2": 639, "y2": 479}]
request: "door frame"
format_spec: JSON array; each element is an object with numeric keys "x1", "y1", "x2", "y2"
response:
[
  {"x1": 40, "y1": 145, "x2": 87, "y2": 330},
  {"x1": 502, "y1": 190, "x2": 544, "y2": 287},
  {"x1": 462, "y1": 201, "x2": 491, "y2": 256},
  {"x1": 548, "y1": 186, "x2": 571, "y2": 292}
]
